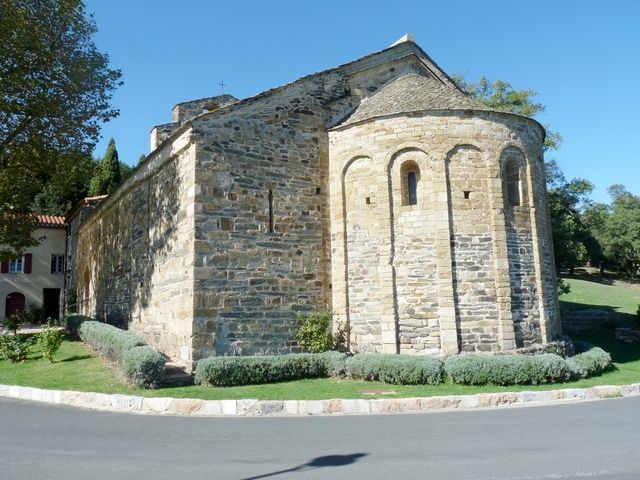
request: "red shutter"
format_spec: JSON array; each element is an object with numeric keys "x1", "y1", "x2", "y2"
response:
[
  {"x1": 0, "y1": 261, "x2": 7, "y2": 273},
  {"x1": 24, "y1": 254, "x2": 32, "y2": 274}
]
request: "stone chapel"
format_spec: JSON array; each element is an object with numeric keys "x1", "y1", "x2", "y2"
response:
[{"x1": 70, "y1": 35, "x2": 562, "y2": 370}]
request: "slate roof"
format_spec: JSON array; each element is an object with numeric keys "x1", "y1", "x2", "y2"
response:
[{"x1": 336, "y1": 73, "x2": 493, "y2": 128}]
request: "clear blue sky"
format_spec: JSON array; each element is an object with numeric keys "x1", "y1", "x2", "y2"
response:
[{"x1": 85, "y1": 0, "x2": 639, "y2": 203}]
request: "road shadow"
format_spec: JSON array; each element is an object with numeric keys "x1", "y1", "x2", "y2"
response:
[{"x1": 239, "y1": 453, "x2": 368, "y2": 480}]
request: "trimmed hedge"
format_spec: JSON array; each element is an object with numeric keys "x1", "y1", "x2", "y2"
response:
[
  {"x1": 444, "y1": 353, "x2": 568, "y2": 386},
  {"x1": 121, "y1": 346, "x2": 166, "y2": 388},
  {"x1": 77, "y1": 320, "x2": 165, "y2": 388},
  {"x1": 194, "y1": 353, "x2": 329, "y2": 387},
  {"x1": 346, "y1": 354, "x2": 444, "y2": 385},
  {"x1": 78, "y1": 321, "x2": 144, "y2": 362},
  {"x1": 566, "y1": 347, "x2": 612, "y2": 380},
  {"x1": 63, "y1": 314, "x2": 91, "y2": 335},
  {"x1": 316, "y1": 350, "x2": 348, "y2": 377}
]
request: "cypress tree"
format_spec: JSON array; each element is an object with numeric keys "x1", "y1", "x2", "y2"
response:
[{"x1": 89, "y1": 138, "x2": 122, "y2": 195}]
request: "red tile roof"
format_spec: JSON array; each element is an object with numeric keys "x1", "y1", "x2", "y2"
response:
[{"x1": 34, "y1": 215, "x2": 66, "y2": 228}]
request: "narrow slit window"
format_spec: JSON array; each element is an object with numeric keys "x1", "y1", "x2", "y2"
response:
[
  {"x1": 505, "y1": 159, "x2": 521, "y2": 206},
  {"x1": 407, "y1": 171, "x2": 418, "y2": 206},
  {"x1": 268, "y1": 190, "x2": 274, "y2": 233}
]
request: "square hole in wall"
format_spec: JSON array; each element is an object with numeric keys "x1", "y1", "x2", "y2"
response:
[
  {"x1": 316, "y1": 187, "x2": 321, "y2": 195},
  {"x1": 366, "y1": 197, "x2": 371, "y2": 205},
  {"x1": 464, "y1": 191, "x2": 471, "y2": 199}
]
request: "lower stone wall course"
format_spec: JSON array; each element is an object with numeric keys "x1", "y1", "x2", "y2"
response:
[{"x1": 2, "y1": 382, "x2": 639, "y2": 416}]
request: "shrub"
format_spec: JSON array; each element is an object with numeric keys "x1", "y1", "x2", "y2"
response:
[
  {"x1": 77, "y1": 321, "x2": 165, "y2": 388},
  {"x1": 296, "y1": 312, "x2": 334, "y2": 353},
  {"x1": 24, "y1": 304, "x2": 44, "y2": 324},
  {"x1": 121, "y1": 346, "x2": 165, "y2": 388},
  {"x1": 566, "y1": 347, "x2": 612, "y2": 380},
  {"x1": 195, "y1": 353, "x2": 328, "y2": 387},
  {"x1": 445, "y1": 354, "x2": 568, "y2": 386},
  {"x1": 37, "y1": 321, "x2": 64, "y2": 362},
  {"x1": 346, "y1": 354, "x2": 444, "y2": 385},
  {"x1": 636, "y1": 304, "x2": 640, "y2": 326},
  {"x1": 316, "y1": 350, "x2": 348, "y2": 377},
  {"x1": 3, "y1": 312, "x2": 24, "y2": 335},
  {"x1": 0, "y1": 334, "x2": 35, "y2": 363},
  {"x1": 64, "y1": 314, "x2": 91, "y2": 335},
  {"x1": 78, "y1": 321, "x2": 145, "y2": 363}
]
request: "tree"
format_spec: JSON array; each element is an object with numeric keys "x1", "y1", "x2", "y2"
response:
[
  {"x1": 545, "y1": 160, "x2": 595, "y2": 273},
  {"x1": 88, "y1": 138, "x2": 122, "y2": 195},
  {"x1": 0, "y1": 0, "x2": 121, "y2": 260},
  {"x1": 452, "y1": 75, "x2": 562, "y2": 151},
  {"x1": 455, "y1": 74, "x2": 598, "y2": 275},
  {"x1": 598, "y1": 186, "x2": 640, "y2": 276}
]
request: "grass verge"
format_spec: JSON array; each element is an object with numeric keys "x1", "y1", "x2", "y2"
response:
[{"x1": 0, "y1": 276, "x2": 639, "y2": 400}]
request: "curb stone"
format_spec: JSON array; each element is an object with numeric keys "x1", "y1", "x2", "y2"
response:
[{"x1": 1, "y1": 383, "x2": 639, "y2": 417}]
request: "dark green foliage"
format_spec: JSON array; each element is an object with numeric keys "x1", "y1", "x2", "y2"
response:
[
  {"x1": 88, "y1": 138, "x2": 122, "y2": 195},
  {"x1": 78, "y1": 321, "x2": 144, "y2": 362},
  {"x1": 296, "y1": 312, "x2": 334, "y2": 353},
  {"x1": 3, "y1": 312, "x2": 23, "y2": 334},
  {"x1": 194, "y1": 353, "x2": 329, "y2": 387},
  {"x1": 36, "y1": 321, "x2": 64, "y2": 362},
  {"x1": 557, "y1": 278, "x2": 572, "y2": 296},
  {"x1": 23, "y1": 304, "x2": 43, "y2": 324},
  {"x1": 0, "y1": 334, "x2": 35, "y2": 363},
  {"x1": 346, "y1": 354, "x2": 444, "y2": 385},
  {"x1": 63, "y1": 314, "x2": 91, "y2": 335},
  {"x1": 121, "y1": 346, "x2": 165, "y2": 388},
  {"x1": 636, "y1": 304, "x2": 640, "y2": 326},
  {"x1": 444, "y1": 354, "x2": 568, "y2": 386},
  {"x1": 565, "y1": 347, "x2": 612, "y2": 380},
  {"x1": 0, "y1": 0, "x2": 121, "y2": 260}
]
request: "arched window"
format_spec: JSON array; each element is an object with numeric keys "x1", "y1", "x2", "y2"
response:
[
  {"x1": 407, "y1": 172, "x2": 417, "y2": 206},
  {"x1": 505, "y1": 158, "x2": 521, "y2": 206},
  {"x1": 401, "y1": 161, "x2": 420, "y2": 206}
]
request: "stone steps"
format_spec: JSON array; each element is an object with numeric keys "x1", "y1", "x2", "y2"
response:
[{"x1": 162, "y1": 362, "x2": 194, "y2": 387}]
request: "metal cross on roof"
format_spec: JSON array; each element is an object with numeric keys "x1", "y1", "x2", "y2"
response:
[{"x1": 219, "y1": 80, "x2": 226, "y2": 94}]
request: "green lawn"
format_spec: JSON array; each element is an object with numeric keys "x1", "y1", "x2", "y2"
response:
[
  {"x1": 560, "y1": 275, "x2": 640, "y2": 326},
  {"x1": 1, "y1": 276, "x2": 639, "y2": 400}
]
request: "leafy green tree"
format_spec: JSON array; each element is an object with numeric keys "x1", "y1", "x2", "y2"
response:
[
  {"x1": 601, "y1": 186, "x2": 640, "y2": 276},
  {"x1": 545, "y1": 161, "x2": 594, "y2": 273},
  {"x1": 455, "y1": 75, "x2": 601, "y2": 276},
  {"x1": 0, "y1": 0, "x2": 121, "y2": 260},
  {"x1": 137, "y1": 154, "x2": 147, "y2": 165},
  {"x1": 88, "y1": 138, "x2": 122, "y2": 195},
  {"x1": 120, "y1": 162, "x2": 133, "y2": 181},
  {"x1": 452, "y1": 75, "x2": 562, "y2": 151},
  {"x1": 29, "y1": 151, "x2": 95, "y2": 215}
]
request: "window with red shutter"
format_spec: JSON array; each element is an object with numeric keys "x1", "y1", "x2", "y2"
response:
[{"x1": 24, "y1": 254, "x2": 32, "y2": 274}]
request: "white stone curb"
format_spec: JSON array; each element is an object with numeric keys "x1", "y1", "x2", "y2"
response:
[{"x1": 2, "y1": 383, "x2": 640, "y2": 417}]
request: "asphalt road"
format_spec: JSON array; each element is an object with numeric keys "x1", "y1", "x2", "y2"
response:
[{"x1": 1, "y1": 396, "x2": 640, "y2": 480}]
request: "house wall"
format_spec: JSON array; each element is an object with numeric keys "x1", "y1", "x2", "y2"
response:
[
  {"x1": 328, "y1": 110, "x2": 560, "y2": 355},
  {"x1": 0, "y1": 227, "x2": 66, "y2": 320}
]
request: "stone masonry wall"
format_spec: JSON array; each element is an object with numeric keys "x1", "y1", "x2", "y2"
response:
[
  {"x1": 447, "y1": 146, "x2": 500, "y2": 352},
  {"x1": 75, "y1": 131, "x2": 197, "y2": 366},
  {"x1": 329, "y1": 110, "x2": 558, "y2": 355},
  {"x1": 186, "y1": 57, "x2": 431, "y2": 360}
]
